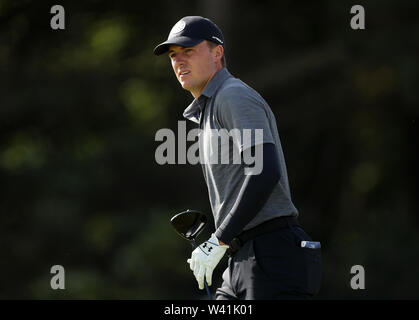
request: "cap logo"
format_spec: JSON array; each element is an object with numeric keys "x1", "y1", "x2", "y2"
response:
[
  {"x1": 212, "y1": 36, "x2": 223, "y2": 44},
  {"x1": 170, "y1": 20, "x2": 186, "y2": 35}
]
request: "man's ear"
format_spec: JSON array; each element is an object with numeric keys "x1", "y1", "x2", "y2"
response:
[{"x1": 214, "y1": 45, "x2": 223, "y2": 63}]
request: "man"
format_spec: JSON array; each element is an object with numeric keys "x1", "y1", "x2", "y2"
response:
[{"x1": 154, "y1": 16, "x2": 321, "y2": 299}]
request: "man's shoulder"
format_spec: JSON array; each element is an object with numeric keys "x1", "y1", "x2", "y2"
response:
[
  {"x1": 215, "y1": 76, "x2": 265, "y2": 107},
  {"x1": 216, "y1": 77, "x2": 258, "y2": 101},
  {"x1": 218, "y1": 77, "x2": 248, "y2": 95}
]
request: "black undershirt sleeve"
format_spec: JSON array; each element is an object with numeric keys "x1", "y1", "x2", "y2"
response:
[{"x1": 214, "y1": 143, "x2": 281, "y2": 244}]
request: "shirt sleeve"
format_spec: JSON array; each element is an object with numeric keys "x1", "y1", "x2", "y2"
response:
[
  {"x1": 214, "y1": 143, "x2": 281, "y2": 244},
  {"x1": 216, "y1": 86, "x2": 275, "y2": 153}
]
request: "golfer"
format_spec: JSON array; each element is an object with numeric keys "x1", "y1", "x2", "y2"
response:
[{"x1": 154, "y1": 16, "x2": 321, "y2": 299}]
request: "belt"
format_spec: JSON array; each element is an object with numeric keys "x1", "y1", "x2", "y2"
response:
[{"x1": 226, "y1": 215, "x2": 300, "y2": 257}]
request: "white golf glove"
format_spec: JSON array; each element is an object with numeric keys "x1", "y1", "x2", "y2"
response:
[{"x1": 187, "y1": 233, "x2": 229, "y2": 290}]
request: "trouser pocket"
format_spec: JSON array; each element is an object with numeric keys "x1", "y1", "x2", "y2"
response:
[
  {"x1": 300, "y1": 246, "x2": 322, "y2": 295},
  {"x1": 252, "y1": 227, "x2": 322, "y2": 296}
]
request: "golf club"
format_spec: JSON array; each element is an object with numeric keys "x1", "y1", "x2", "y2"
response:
[{"x1": 170, "y1": 209, "x2": 212, "y2": 300}]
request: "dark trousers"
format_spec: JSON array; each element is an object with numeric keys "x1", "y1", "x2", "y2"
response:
[{"x1": 215, "y1": 225, "x2": 322, "y2": 300}]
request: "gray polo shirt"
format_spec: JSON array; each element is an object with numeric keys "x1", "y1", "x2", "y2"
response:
[{"x1": 183, "y1": 68, "x2": 298, "y2": 235}]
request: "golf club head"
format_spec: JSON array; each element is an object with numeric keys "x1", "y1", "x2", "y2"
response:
[{"x1": 170, "y1": 209, "x2": 207, "y2": 242}]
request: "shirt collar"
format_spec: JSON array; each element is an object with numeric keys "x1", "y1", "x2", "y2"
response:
[
  {"x1": 201, "y1": 67, "x2": 232, "y2": 98},
  {"x1": 183, "y1": 68, "x2": 232, "y2": 124}
]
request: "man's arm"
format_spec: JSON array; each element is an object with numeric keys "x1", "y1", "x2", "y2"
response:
[{"x1": 215, "y1": 142, "x2": 281, "y2": 244}]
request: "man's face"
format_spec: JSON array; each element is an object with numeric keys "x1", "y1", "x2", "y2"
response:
[{"x1": 168, "y1": 41, "x2": 220, "y2": 98}]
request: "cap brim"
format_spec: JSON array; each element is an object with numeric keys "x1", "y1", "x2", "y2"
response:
[{"x1": 153, "y1": 37, "x2": 204, "y2": 55}]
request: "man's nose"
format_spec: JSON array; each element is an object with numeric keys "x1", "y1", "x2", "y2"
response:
[{"x1": 173, "y1": 52, "x2": 186, "y2": 65}]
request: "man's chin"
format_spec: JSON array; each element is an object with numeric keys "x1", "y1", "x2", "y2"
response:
[{"x1": 181, "y1": 82, "x2": 192, "y2": 91}]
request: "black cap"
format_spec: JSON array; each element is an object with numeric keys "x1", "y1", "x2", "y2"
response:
[{"x1": 153, "y1": 16, "x2": 224, "y2": 56}]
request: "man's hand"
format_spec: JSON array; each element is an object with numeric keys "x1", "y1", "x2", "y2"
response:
[{"x1": 187, "y1": 233, "x2": 229, "y2": 289}]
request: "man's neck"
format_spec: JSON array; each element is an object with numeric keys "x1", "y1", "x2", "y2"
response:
[{"x1": 191, "y1": 65, "x2": 223, "y2": 99}]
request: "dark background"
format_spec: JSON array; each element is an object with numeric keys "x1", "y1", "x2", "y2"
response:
[{"x1": 0, "y1": 0, "x2": 418, "y2": 299}]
